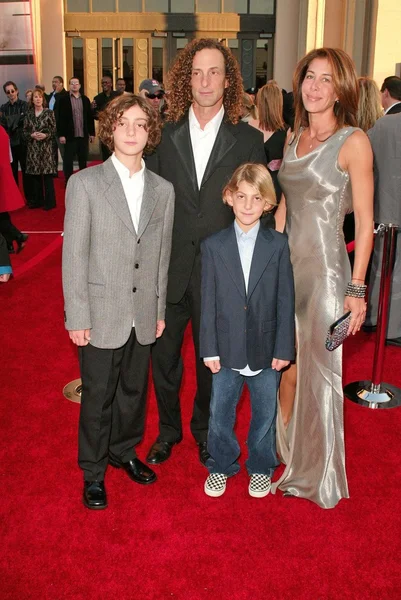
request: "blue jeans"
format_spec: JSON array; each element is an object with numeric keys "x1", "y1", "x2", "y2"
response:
[{"x1": 206, "y1": 366, "x2": 280, "y2": 476}]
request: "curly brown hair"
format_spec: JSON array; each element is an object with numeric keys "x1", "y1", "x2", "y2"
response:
[
  {"x1": 166, "y1": 39, "x2": 243, "y2": 124},
  {"x1": 293, "y1": 47, "x2": 359, "y2": 136},
  {"x1": 98, "y1": 94, "x2": 161, "y2": 153}
]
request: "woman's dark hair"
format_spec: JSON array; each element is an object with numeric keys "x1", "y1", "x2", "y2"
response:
[{"x1": 292, "y1": 47, "x2": 359, "y2": 136}]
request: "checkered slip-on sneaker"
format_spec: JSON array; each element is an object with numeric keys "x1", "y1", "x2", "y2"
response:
[
  {"x1": 204, "y1": 473, "x2": 228, "y2": 497},
  {"x1": 248, "y1": 474, "x2": 271, "y2": 498}
]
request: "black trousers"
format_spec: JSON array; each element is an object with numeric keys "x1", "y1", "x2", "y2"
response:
[
  {"x1": 10, "y1": 144, "x2": 31, "y2": 204},
  {"x1": 63, "y1": 137, "x2": 88, "y2": 183},
  {"x1": 78, "y1": 328, "x2": 151, "y2": 481},
  {"x1": 30, "y1": 175, "x2": 56, "y2": 210},
  {"x1": 151, "y1": 254, "x2": 212, "y2": 444},
  {"x1": 0, "y1": 212, "x2": 21, "y2": 245}
]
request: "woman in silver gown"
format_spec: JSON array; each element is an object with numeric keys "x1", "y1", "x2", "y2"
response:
[{"x1": 272, "y1": 48, "x2": 374, "y2": 508}]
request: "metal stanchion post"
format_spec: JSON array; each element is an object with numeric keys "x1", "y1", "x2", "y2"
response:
[
  {"x1": 344, "y1": 224, "x2": 401, "y2": 409},
  {"x1": 63, "y1": 378, "x2": 82, "y2": 403}
]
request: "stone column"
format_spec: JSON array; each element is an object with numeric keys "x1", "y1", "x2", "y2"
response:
[{"x1": 135, "y1": 39, "x2": 149, "y2": 94}]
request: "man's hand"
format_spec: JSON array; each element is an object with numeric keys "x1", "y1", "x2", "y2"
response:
[
  {"x1": 69, "y1": 329, "x2": 91, "y2": 346},
  {"x1": 59, "y1": 136, "x2": 66, "y2": 144},
  {"x1": 89, "y1": 136, "x2": 94, "y2": 143},
  {"x1": 0, "y1": 273, "x2": 11, "y2": 283},
  {"x1": 156, "y1": 320, "x2": 165, "y2": 338},
  {"x1": 271, "y1": 358, "x2": 290, "y2": 371},
  {"x1": 204, "y1": 359, "x2": 221, "y2": 374}
]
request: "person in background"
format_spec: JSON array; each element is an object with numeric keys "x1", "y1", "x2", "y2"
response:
[
  {"x1": 380, "y1": 75, "x2": 401, "y2": 115},
  {"x1": 0, "y1": 81, "x2": 31, "y2": 204},
  {"x1": 25, "y1": 89, "x2": 33, "y2": 104},
  {"x1": 0, "y1": 233, "x2": 12, "y2": 282},
  {"x1": 357, "y1": 77, "x2": 383, "y2": 132},
  {"x1": 23, "y1": 89, "x2": 57, "y2": 210},
  {"x1": 240, "y1": 92, "x2": 258, "y2": 123},
  {"x1": 248, "y1": 80, "x2": 287, "y2": 204},
  {"x1": 364, "y1": 114, "x2": 401, "y2": 346},
  {"x1": 200, "y1": 163, "x2": 294, "y2": 499},
  {"x1": 273, "y1": 47, "x2": 373, "y2": 508},
  {"x1": 116, "y1": 78, "x2": 127, "y2": 94},
  {"x1": 139, "y1": 79, "x2": 165, "y2": 114},
  {"x1": 0, "y1": 124, "x2": 27, "y2": 254},
  {"x1": 282, "y1": 90, "x2": 295, "y2": 129},
  {"x1": 57, "y1": 77, "x2": 95, "y2": 185},
  {"x1": 245, "y1": 86, "x2": 257, "y2": 103},
  {"x1": 92, "y1": 75, "x2": 119, "y2": 161},
  {"x1": 47, "y1": 75, "x2": 68, "y2": 165}
]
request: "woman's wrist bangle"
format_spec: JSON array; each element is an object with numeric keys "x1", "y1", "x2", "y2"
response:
[{"x1": 345, "y1": 281, "x2": 367, "y2": 298}]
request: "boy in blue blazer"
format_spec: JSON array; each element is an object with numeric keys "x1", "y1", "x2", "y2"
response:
[{"x1": 200, "y1": 163, "x2": 295, "y2": 498}]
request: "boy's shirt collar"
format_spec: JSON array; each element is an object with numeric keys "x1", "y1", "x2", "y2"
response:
[{"x1": 234, "y1": 220, "x2": 260, "y2": 241}]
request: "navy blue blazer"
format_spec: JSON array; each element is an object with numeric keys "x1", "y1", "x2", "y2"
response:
[{"x1": 200, "y1": 223, "x2": 295, "y2": 370}]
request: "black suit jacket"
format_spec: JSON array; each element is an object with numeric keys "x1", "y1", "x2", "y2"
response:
[
  {"x1": 387, "y1": 102, "x2": 401, "y2": 115},
  {"x1": 200, "y1": 223, "x2": 295, "y2": 369},
  {"x1": 146, "y1": 114, "x2": 267, "y2": 303},
  {"x1": 57, "y1": 93, "x2": 95, "y2": 140}
]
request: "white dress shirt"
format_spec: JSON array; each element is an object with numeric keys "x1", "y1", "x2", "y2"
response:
[
  {"x1": 204, "y1": 220, "x2": 262, "y2": 377},
  {"x1": 111, "y1": 153, "x2": 145, "y2": 328},
  {"x1": 188, "y1": 104, "x2": 224, "y2": 189},
  {"x1": 111, "y1": 153, "x2": 145, "y2": 233},
  {"x1": 49, "y1": 92, "x2": 56, "y2": 111}
]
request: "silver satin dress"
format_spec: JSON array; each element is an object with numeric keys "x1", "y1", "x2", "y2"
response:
[{"x1": 272, "y1": 127, "x2": 358, "y2": 509}]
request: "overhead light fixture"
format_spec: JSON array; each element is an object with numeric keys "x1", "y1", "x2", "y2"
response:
[
  {"x1": 153, "y1": 31, "x2": 167, "y2": 38},
  {"x1": 259, "y1": 33, "x2": 272, "y2": 39},
  {"x1": 172, "y1": 32, "x2": 186, "y2": 38}
]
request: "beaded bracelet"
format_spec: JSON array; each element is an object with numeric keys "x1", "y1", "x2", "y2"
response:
[{"x1": 345, "y1": 282, "x2": 367, "y2": 298}]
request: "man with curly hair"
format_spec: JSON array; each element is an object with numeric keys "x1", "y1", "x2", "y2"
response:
[
  {"x1": 146, "y1": 38, "x2": 267, "y2": 467},
  {"x1": 62, "y1": 94, "x2": 175, "y2": 509}
]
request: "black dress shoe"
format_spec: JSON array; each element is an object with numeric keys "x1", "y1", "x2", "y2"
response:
[
  {"x1": 146, "y1": 439, "x2": 181, "y2": 465},
  {"x1": 108, "y1": 456, "x2": 157, "y2": 485},
  {"x1": 16, "y1": 233, "x2": 28, "y2": 254},
  {"x1": 386, "y1": 336, "x2": 401, "y2": 348},
  {"x1": 83, "y1": 481, "x2": 107, "y2": 510},
  {"x1": 198, "y1": 442, "x2": 210, "y2": 466}
]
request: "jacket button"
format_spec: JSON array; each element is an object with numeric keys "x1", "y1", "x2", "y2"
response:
[
  {"x1": 137, "y1": 239, "x2": 140, "y2": 244},
  {"x1": 198, "y1": 212, "x2": 203, "y2": 218},
  {"x1": 132, "y1": 287, "x2": 137, "y2": 293},
  {"x1": 191, "y1": 241, "x2": 195, "y2": 246},
  {"x1": 135, "y1": 263, "x2": 139, "y2": 269},
  {"x1": 244, "y1": 306, "x2": 247, "y2": 310}
]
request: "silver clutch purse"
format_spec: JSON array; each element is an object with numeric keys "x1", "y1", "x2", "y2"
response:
[{"x1": 325, "y1": 311, "x2": 351, "y2": 351}]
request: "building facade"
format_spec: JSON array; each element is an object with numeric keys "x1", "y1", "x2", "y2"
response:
[{"x1": 1, "y1": 1, "x2": 400, "y2": 103}]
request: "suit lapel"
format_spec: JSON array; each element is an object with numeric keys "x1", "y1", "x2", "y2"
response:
[
  {"x1": 137, "y1": 169, "x2": 158, "y2": 238},
  {"x1": 218, "y1": 225, "x2": 246, "y2": 298},
  {"x1": 102, "y1": 158, "x2": 135, "y2": 235},
  {"x1": 169, "y1": 117, "x2": 198, "y2": 197},
  {"x1": 201, "y1": 121, "x2": 237, "y2": 187},
  {"x1": 247, "y1": 228, "x2": 277, "y2": 300}
]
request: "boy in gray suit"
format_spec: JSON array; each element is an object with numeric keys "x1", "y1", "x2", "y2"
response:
[{"x1": 62, "y1": 94, "x2": 175, "y2": 510}]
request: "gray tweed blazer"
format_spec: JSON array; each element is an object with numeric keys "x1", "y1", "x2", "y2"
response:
[{"x1": 62, "y1": 157, "x2": 175, "y2": 348}]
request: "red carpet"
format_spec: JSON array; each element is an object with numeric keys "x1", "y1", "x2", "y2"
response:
[{"x1": 1, "y1": 179, "x2": 401, "y2": 599}]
